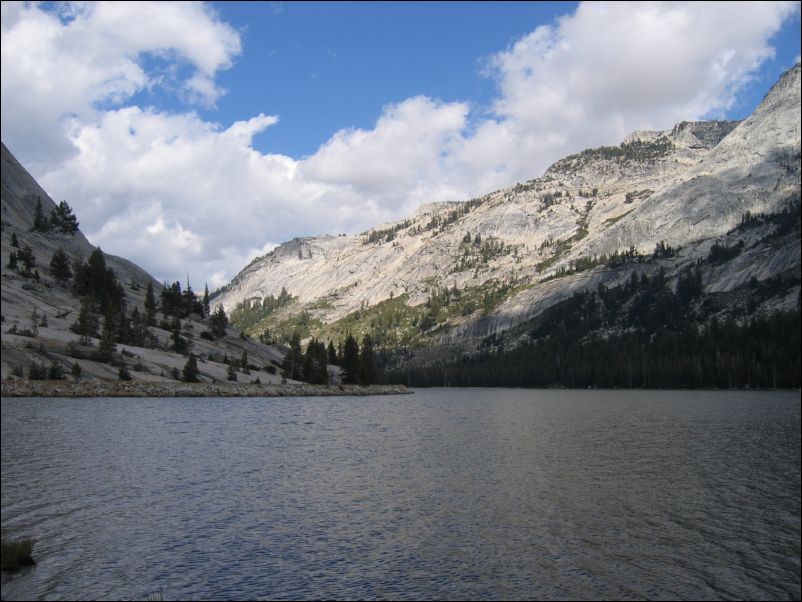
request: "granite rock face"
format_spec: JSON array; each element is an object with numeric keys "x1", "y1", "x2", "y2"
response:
[
  {"x1": 4, "y1": 66, "x2": 797, "y2": 377},
  {"x1": 214, "y1": 66, "x2": 801, "y2": 349},
  {"x1": 1, "y1": 143, "x2": 288, "y2": 383}
]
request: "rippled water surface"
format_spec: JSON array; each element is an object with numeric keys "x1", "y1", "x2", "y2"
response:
[{"x1": 2, "y1": 389, "x2": 800, "y2": 600}]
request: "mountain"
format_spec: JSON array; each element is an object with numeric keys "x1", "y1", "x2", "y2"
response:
[
  {"x1": 1, "y1": 142, "x2": 287, "y2": 384},
  {"x1": 213, "y1": 65, "x2": 800, "y2": 384},
  {"x1": 3, "y1": 66, "x2": 797, "y2": 389}
]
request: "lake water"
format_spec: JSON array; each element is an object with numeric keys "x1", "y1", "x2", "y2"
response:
[{"x1": 1, "y1": 389, "x2": 800, "y2": 601}]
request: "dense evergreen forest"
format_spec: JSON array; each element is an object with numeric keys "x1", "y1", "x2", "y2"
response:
[
  {"x1": 381, "y1": 200, "x2": 801, "y2": 389},
  {"x1": 383, "y1": 267, "x2": 801, "y2": 389}
]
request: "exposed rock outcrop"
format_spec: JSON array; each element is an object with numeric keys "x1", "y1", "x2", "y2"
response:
[
  {"x1": 1, "y1": 143, "x2": 289, "y2": 384},
  {"x1": 213, "y1": 66, "x2": 801, "y2": 354}
]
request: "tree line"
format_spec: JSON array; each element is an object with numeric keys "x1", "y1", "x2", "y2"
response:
[
  {"x1": 30, "y1": 197, "x2": 80, "y2": 234},
  {"x1": 282, "y1": 332, "x2": 377, "y2": 385},
  {"x1": 384, "y1": 266, "x2": 801, "y2": 389}
]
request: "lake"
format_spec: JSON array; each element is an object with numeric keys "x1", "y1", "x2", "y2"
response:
[{"x1": 1, "y1": 389, "x2": 800, "y2": 600}]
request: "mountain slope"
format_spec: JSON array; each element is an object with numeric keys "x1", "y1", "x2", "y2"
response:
[
  {"x1": 1, "y1": 142, "x2": 287, "y2": 384},
  {"x1": 215, "y1": 65, "x2": 801, "y2": 360}
]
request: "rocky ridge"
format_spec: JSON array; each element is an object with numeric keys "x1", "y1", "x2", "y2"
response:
[{"x1": 213, "y1": 66, "x2": 801, "y2": 353}]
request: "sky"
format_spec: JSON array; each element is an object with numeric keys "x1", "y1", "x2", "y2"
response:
[{"x1": 2, "y1": 1, "x2": 800, "y2": 290}]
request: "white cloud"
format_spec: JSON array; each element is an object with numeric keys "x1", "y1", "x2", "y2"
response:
[
  {"x1": 2, "y1": 1, "x2": 799, "y2": 290},
  {"x1": 0, "y1": 1, "x2": 240, "y2": 167},
  {"x1": 471, "y1": 0, "x2": 801, "y2": 180},
  {"x1": 302, "y1": 96, "x2": 472, "y2": 210}
]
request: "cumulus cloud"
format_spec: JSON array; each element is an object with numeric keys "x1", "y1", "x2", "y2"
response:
[
  {"x1": 0, "y1": 1, "x2": 240, "y2": 167},
  {"x1": 302, "y1": 96, "x2": 473, "y2": 213},
  {"x1": 469, "y1": 0, "x2": 801, "y2": 181},
  {"x1": 1, "y1": 1, "x2": 799, "y2": 289}
]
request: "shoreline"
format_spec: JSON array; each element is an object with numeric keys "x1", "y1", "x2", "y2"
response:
[{"x1": 0, "y1": 380, "x2": 411, "y2": 398}]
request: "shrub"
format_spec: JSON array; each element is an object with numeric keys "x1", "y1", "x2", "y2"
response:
[
  {"x1": 28, "y1": 363, "x2": 48, "y2": 380},
  {"x1": 182, "y1": 356, "x2": 200, "y2": 382},
  {"x1": 47, "y1": 362, "x2": 65, "y2": 380},
  {"x1": 1, "y1": 539, "x2": 35, "y2": 571}
]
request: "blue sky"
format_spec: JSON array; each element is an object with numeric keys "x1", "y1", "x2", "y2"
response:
[
  {"x1": 2, "y1": 1, "x2": 800, "y2": 288},
  {"x1": 133, "y1": 1, "x2": 801, "y2": 158},
  {"x1": 209, "y1": 2, "x2": 581, "y2": 158}
]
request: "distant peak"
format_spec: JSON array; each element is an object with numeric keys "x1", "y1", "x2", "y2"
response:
[
  {"x1": 622, "y1": 120, "x2": 739, "y2": 151},
  {"x1": 761, "y1": 62, "x2": 801, "y2": 104},
  {"x1": 413, "y1": 201, "x2": 461, "y2": 217}
]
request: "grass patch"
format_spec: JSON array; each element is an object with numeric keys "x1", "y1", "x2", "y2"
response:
[
  {"x1": 1, "y1": 538, "x2": 35, "y2": 571},
  {"x1": 309, "y1": 278, "x2": 533, "y2": 348},
  {"x1": 602, "y1": 208, "x2": 636, "y2": 228},
  {"x1": 318, "y1": 294, "x2": 427, "y2": 347},
  {"x1": 536, "y1": 219, "x2": 592, "y2": 273},
  {"x1": 307, "y1": 298, "x2": 334, "y2": 311},
  {"x1": 442, "y1": 278, "x2": 530, "y2": 317},
  {"x1": 255, "y1": 311, "x2": 324, "y2": 343}
]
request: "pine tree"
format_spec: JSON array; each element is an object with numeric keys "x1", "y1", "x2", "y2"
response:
[
  {"x1": 144, "y1": 281, "x2": 157, "y2": 326},
  {"x1": 315, "y1": 339, "x2": 329, "y2": 384},
  {"x1": 171, "y1": 317, "x2": 187, "y2": 354},
  {"x1": 241, "y1": 350, "x2": 250, "y2": 374},
  {"x1": 282, "y1": 331, "x2": 303, "y2": 380},
  {"x1": 327, "y1": 340, "x2": 338, "y2": 365},
  {"x1": 31, "y1": 197, "x2": 50, "y2": 232},
  {"x1": 302, "y1": 339, "x2": 328, "y2": 384},
  {"x1": 227, "y1": 363, "x2": 238, "y2": 381},
  {"x1": 71, "y1": 297, "x2": 99, "y2": 345},
  {"x1": 182, "y1": 276, "x2": 203, "y2": 317},
  {"x1": 342, "y1": 334, "x2": 361, "y2": 384},
  {"x1": 95, "y1": 312, "x2": 118, "y2": 362},
  {"x1": 210, "y1": 305, "x2": 229, "y2": 338},
  {"x1": 48, "y1": 361, "x2": 65, "y2": 380},
  {"x1": 10, "y1": 232, "x2": 19, "y2": 247},
  {"x1": 203, "y1": 283, "x2": 211, "y2": 317},
  {"x1": 160, "y1": 281, "x2": 183, "y2": 318},
  {"x1": 129, "y1": 306, "x2": 146, "y2": 346},
  {"x1": 116, "y1": 306, "x2": 133, "y2": 345},
  {"x1": 50, "y1": 200, "x2": 79, "y2": 233},
  {"x1": 74, "y1": 248, "x2": 126, "y2": 316},
  {"x1": 302, "y1": 346, "x2": 316, "y2": 383},
  {"x1": 360, "y1": 334, "x2": 376, "y2": 385},
  {"x1": 182, "y1": 355, "x2": 200, "y2": 382},
  {"x1": 16, "y1": 245, "x2": 36, "y2": 274},
  {"x1": 50, "y1": 247, "x2": 73, "y2": 283}
]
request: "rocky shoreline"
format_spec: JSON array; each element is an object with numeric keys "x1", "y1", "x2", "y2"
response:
[{"x1": 0, "y1": 380, "x2": 411, "y2": 398}]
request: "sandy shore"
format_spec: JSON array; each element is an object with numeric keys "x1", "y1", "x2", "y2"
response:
[{"x1": 0, "y1": 380, "x2": 411, "y2": 398}]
